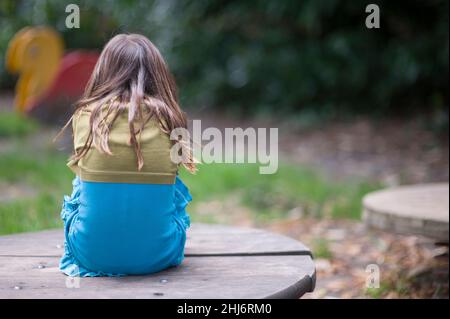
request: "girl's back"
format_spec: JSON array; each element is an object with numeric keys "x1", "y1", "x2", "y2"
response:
[{"x1": 58, "y1": 34, "x2": 194, "y2": 277}]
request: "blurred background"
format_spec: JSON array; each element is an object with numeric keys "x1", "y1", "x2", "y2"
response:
[{"x1": 0, "y1": 0, "x2": 448, "y2": 298}]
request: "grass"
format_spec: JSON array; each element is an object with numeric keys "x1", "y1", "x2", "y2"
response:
[
  {"x1": 180, "y1": 163, "x2": 381, "y2": 222},
  {"x1": 311, "y1": 238, "x2": 333, "y2": 259},
  {"x1": 0, "y1": 111, "x2": 381, "y2": 235},
  {"x1": 0, "y1": 142, "x2": 73, "y2": 234},
  {"x1": 0, "y1": 148, "x2": 73, "y2": 188},
  {"x1": 0, "y1": 112, "x2": 38, "y2": 137},
  {"x1": 0, "y1": 193, "x2": 65, "y2": 234}
]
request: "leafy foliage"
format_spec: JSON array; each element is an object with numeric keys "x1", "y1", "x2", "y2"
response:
[{"x1": 0, "y1": 0, "x2": 448, "y2": 117}]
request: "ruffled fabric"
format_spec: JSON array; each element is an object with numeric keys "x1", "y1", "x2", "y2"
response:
[
  {"x1": 173, "y1": 176, "x2": 192, "y2": 231},
  {"x1": 59, "y1": 176, "x2": 192, "y2": 277},
  {"x1": 60, "y1": 177, "x2": 121, "y2": 277}
]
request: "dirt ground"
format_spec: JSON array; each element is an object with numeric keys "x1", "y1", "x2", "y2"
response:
[
  {"x1": 280, "y1": 118, "x2": 449, "y2": 185},
  {"x1": 279, "y1": 119, "x2": 449, "y2": 299},
  {"x1": 268, "y1": 218, "x2": 449, "y2": 299}
]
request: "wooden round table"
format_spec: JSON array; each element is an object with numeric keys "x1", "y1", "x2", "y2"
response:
[
  {"x1": 0, "y1": 223, "x2": 315, "y2": 298},
  {"x1": 363, "y1": 183, "x2": 449, "y2": 241}
]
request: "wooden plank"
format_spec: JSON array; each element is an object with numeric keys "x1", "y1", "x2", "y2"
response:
[
  {"x1": 0, "y1": 229, "x2": 64, "y2": 257},
  {"x1": 363, "y1": 183, "x2": 449, "y2": 241},
  {"x1": 0, "y1": 255, "x2": 315, "y2": 299},
  {"x1": 0, "y1": 223, "x2": 311, "y2": 257},
  {"x1": 186, "y1": 224, "x2": 311, "y2": 256}
]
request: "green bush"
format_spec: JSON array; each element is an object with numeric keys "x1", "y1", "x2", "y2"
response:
[{"x1": 0, "y1": 0, "x2": 448, "y2": 118}]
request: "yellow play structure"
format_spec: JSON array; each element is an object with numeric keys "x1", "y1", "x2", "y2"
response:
[
  {"x1": 5, "y1": 26, "x2": 98, "y2": 123},
  {"x1": 6, "y1": 26, "x2": 64, "y2": 113}
]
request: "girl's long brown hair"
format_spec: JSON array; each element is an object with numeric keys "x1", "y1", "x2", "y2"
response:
[{"x1": 59, "y1": 33, "x2": 196, "y2": 173}]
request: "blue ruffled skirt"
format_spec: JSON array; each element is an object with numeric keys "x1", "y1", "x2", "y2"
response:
[{"x1": 59, "y1": 176, "x2": 191, "y2": 277}]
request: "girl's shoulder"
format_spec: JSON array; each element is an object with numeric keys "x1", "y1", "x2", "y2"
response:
[{"x1": 72, "y1": 101, "x2": 166, "y2": 136}]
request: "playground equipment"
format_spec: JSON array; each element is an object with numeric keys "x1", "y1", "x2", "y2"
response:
[{"x1": 5, "y1": 26, "x2": 98, "y2": 124}]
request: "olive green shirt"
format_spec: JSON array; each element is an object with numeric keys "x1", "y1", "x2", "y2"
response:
[{"x1": 68, "y1": 104, "x2": 177, "y2": 184}]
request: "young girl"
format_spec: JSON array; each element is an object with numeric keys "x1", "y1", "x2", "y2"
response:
[{"x1": 58, "y1": 34, "x2": 195, "y2": 277}]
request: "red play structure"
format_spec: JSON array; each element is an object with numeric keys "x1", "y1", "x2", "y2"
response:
[{"x1": 28, "y1": 51, "x2": 99, "y2": 124}]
